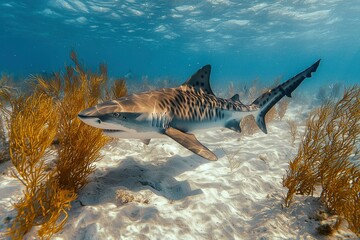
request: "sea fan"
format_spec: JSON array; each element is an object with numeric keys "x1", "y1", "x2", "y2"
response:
[
  {"x1": 5, "y1": 51, "x2": 128, "y2": 239},
  {"x1": 283, "y1": 86, "x2": 360, "y2": 235}
]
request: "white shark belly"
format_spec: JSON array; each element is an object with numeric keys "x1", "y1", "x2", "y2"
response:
[
  {"x1": 102, "y1": 115, "x2": 167, "y2": 139},
  {"x1": 103, "y1": 130, "x2": 166, "y2": 139},
  {"x1": 170, "y1": 118, "x2": 226, "y2": 132}
]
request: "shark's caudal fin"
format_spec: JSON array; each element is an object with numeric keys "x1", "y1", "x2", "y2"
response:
[{"x1": 252, "y1": 59, "x2": 321, "y2": 134}]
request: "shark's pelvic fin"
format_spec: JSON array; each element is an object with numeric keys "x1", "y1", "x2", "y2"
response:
[
  {"x1": 252, "y1": 59, "x2": 321, "y2": 134},
  {"x1": 164, "y1": 127, "x2": 218, "y2": 161},
  {"x1": 182, "y1": 65, "x2": 215, "y2": 95},
  {"x1": 225, "y1": 119, "x2": 241, "y2": 132},
  {"x1": 141, "y1": 139, "x2": 151, "y2": 145}
]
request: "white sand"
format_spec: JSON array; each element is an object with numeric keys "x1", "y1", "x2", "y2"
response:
[{"x1": 0, "y1": 102, "x2": 357, "y2": 239}]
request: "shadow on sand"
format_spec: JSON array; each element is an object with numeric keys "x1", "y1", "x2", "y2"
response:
[{"x1": 78, "y1": 155, "x2": 210, "y2": 206}]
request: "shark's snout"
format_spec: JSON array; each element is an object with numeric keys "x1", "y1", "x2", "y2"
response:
[
  {"x1": 78, "y1": 106, "x2": 106, "y2": 128},
  {"x1": 78, "y1": 105, "x2": 134, "y2": 132},
  {"x1": 78, "y1": 106, "x2": 100, "y2": 118},
  {"x1": 78, "y1": 113, "x2": 98, "y2": 120}
]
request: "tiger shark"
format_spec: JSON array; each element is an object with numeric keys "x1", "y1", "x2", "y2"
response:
[{"x1": 78, "y1": 60, "x2": 320, "y2": 161}]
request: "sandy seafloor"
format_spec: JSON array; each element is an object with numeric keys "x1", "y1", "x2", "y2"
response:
[{"x1": 0, "y1": 100, "x2": 358, "y2": 240}]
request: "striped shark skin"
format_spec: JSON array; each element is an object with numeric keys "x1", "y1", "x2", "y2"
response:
[{"x1": 78, "y1": 60, "x2": 321, "y2": 161}]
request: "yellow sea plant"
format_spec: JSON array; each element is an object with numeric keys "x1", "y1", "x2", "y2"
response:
[
  {"x1": 6, "y1": 92, "x2": 77, "y2": 239},
  {"x1": 283, "y1": 86, "x2": 360, "y2": 235},
  {"x1": 277, "y1": 99, "x2": 289, "y2": 120},
  {"x1": 54, "y1": 64, "x2": 110, "y2": 191},
  {"x1": 108, "y1": 78, "x2": 128, "y2": 99},
  {"x1": 0, "y1": 74, "x2": 18, "y2": 162},
  {"x1": 5, "y1": 51, "x2": 127, "y2": 239}
]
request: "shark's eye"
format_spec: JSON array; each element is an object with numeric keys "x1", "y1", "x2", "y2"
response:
[{"x1": 113, "y1": 112, "x2": 121, "y2": 118}]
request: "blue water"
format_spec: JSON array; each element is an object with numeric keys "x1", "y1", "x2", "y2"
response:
[{"x1": 1, "y1": 1, "x2": 360, "y2": 89}]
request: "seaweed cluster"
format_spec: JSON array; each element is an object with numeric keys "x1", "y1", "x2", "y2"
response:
[
  {"x1": 6, "y1": 92, "x2": 76, "y2": 239},
  {"x1": 286, "y1": 119, "x2": 297, "y2": 146},
  {"x1": 0, "y1": 74, "x2": 16, "y2": 162},
  {"x1": 316, "y1": 82, "x2": 343, "y2": 104},
  {"x1": 283, "y1": 86, "x2": 360, "y2": 235},
  {"x1": 1, "y1": 51, "x2": 127, "y2": 239}
]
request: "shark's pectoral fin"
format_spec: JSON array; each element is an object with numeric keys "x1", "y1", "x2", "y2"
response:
[
  {"x1": 164, "y1": 127, "x2": 218, "y2": 161},
  {"x1": 141, "y1": 139, "x2": 151, "y2": 145},
  {"x1": 225, "y1": 119, "x2": 241, "y2": 133}
]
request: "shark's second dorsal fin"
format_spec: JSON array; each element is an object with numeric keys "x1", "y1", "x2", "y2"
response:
[
  {"x1": 165, "y1": 127, "x2": 218, "y2": 161},
  {"x1": 182, "y1": 65, "x2": 215, "y2": 95}
]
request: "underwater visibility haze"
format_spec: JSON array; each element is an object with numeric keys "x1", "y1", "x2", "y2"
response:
[
  {"x1": 1, "y1": 1, "x2": 360, "y2": 239},
  {"x1": 1, "y1": 0, "x2": 360, "y2": 88}
]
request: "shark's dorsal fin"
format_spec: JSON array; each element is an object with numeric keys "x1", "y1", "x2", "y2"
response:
[
  {"x1": 164, "y1": 127, "x2": 217, "y2": 161},
  {"x1": 182, "y1": 65, "x2": 215, "y2": 95},
  {"x1": 230, "y1": 94, "x2": 240, "y2": 102}
]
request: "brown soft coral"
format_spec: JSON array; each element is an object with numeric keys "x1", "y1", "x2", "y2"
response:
[
  {"x1": 6, "y1": 92, "x2": 69, "y2": 239},
  {"x1": 4, "y1": 51, "x2": 128, "y2": 239},
  {"x1": 283, "y1": 86, "x2": 360, "y2": 235}
]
